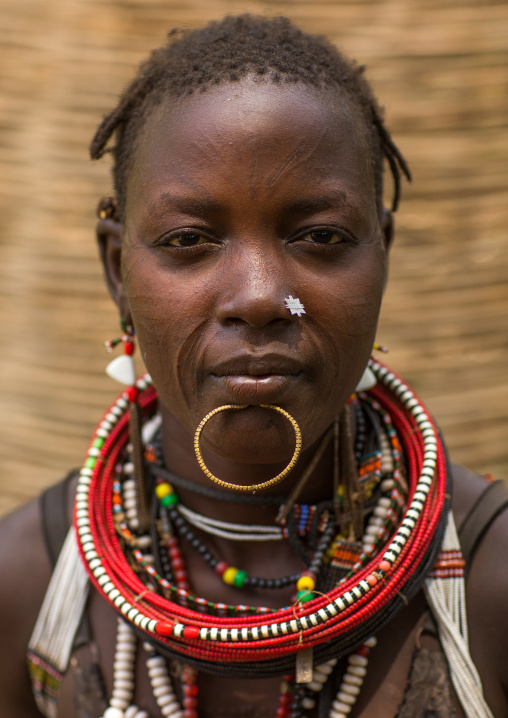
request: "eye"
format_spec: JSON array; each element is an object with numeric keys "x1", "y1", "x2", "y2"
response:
[
  {"x1": 302, "y1": 229, "x2": 344, "y2": 245},
  {"x1": 166, "y1": 231, "x2": 210, "y2": 248}
]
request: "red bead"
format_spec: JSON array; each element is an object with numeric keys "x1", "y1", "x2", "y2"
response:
[
  {"x1": 183, "y1": 697, "x2": 198, "y2": 709},
  {"x1": 125, "y1": 385, "x2": 139, "y2": 402},
  {"x1": 366, "y1": 574, "x2": 378, "y2": 587},
  {"x1": 156, "y1": 621, "x2": 174, "y2": 636},
  {"x1": 124, "y1": 340, "x2": 135, "y2": 356},
  {"x1": 169, "y1": 546, "x2": 181, "y2": 559},
  {"x1": 183, "y1": 684, "x2": 198, "y2": 697},
  {"x1": 356, "y1": 645, "x2": 370, "y2": 657},
  {"x1": 379, "y1": 560, "x2": 391, "y2": 572},
  {"x1": 215, "y1": 561, "x2": 229, "y2": 577},
  {"x1": 175, "y1": 569, "x2": 188, "y2": 582},
  {"x1": 183, "y1": 626, "x2": 200, "y2": 639},
  {"x1": 185, "y1": 710, "x2": 198, "y2": 718},
  {"x1": 172, "y1": 557, "x2": 185, "y2": 570}
]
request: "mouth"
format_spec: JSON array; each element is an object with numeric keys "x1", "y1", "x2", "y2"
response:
[{"x1": 209, "y1": 353, "x2": 304, "y2": 404}]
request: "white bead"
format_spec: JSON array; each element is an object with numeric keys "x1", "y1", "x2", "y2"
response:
[
  {"x1": 151, "y1": 676, "x2": 171, "y2": 689},
  {"x1": 124, "y1": 498, "x2": 137, "y2": 510},
  {"x1": 147, "y1": 656, "x2": 166, "y2": 668},
  {"x1": 137, "y1": 536, "x2": 152, "y2": 549},
  {"x1": 308, "y1": 680, "x2": 325, "y2": 692},
  {"x1": 161, "y1": 701, "x2": 182, "y2": 716},
  {"x1": 347, "y1": 665, "x2": 367, "y2": 677},
  {"x1": 341, "y1": 683, "x2": 360, "y2": 696},
  {"x1": 365, "y1": 636, "x2": 377, "y2": 647},
  {"x1": 157, "y1": 693, "x2": 178, "y2": 707},
  {"x1": 114, "y1": 660, "x2": 133, "y2": 672},
  {"x1": 135, "y1": 713, "x2": 149, "y2": 718},
  {"x1": 343, "y1": 674, "x2": 362, "y2": 686},
  {"x1": 153, "y1": 684, "x2": 172, "y2": 697},
  {"x1": 329, "y1": 711, "x2": 348, "y2": 718},
  {"x1": 114, "y1": 679, "x2": 135, "y2": 692},
  {"x1": 111, "y1": 688, "x2": 132, "y2": 702},
  {"x1": 125, "y1": 707, "x2": 139, "y2": 718},
  {"x1": 110, "y1": 696, "x2": 128, "y2": 709},
  {"x1": 316, "y1": 663, "x2": 334, "y2": 675},
  {"x1": 148, "y1": 666, "x2": 168, "y2": 678},
  {"x1": 302, "y1": 697, "x2": 316, "y2": 709},
  {"x1": 104, "y1": 709, "x2": 124, "y2": 718},
  {"x1": 117, "y1": 627, "x2": 136, "y2": 640},
  {"x1": 332, "y1": 700, "x2": 352, "y2": 714},
  {"x1": 106, "y1": 354, "x2": 136, "y2": 385},
  {"x1": 312, "y1": 670, "x2": 329, "y2": 683},
  {"x1": 348, "y1": 654, "x2": 368, "y2": 667},
  {"x1": 337, "y1": 691, "x2": 356, "y2": 704},
  {"x1": 113, "y1": 670, "x2": 133, "y2": 681}
]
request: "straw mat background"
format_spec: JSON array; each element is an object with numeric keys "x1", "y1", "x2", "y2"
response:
[{"x1": 1, "y1": 0, "x2": 507, "y2": 517}]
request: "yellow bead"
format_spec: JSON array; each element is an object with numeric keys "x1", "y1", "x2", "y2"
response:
[
  {"x1": 222, "y1": 567, "x2": 238, "y2": 585},
  {"x1": 155, "y1": 483, "x2": 173, "y2": 499},
  {"x1": 296, "y1": 575, "x2": 316, "y2": 592}
]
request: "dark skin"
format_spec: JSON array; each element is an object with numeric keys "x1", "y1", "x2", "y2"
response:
[{"x1": 1, "y1": 79, "x2": 507, "y2": 717}]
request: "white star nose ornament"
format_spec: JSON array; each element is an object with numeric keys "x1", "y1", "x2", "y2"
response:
[{"x1": 284, "y1": 296, "x2": 306, "y2": 317}]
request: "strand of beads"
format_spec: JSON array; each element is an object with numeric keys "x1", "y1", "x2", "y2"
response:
[
  {"x1": 102, "y1": 618, "x2": 147, "y2": 718},
  {"x1": 155, "y1": 478, "x2": 335, "y2": 593},
  {"x1": 144, "y1": 646, "x2": 183, "y2": 717},
  {"x1": 330, "y1": 637, "x2": 377, "y2": 717}
]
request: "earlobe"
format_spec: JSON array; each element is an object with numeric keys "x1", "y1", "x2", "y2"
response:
[{"x1": 96, "y1": 218, "x2": 131, "y2": 320}]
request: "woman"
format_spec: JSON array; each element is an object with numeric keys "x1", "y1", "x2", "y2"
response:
[{"x1": 1, "y1": 14, "x2": 507, "y2": 718}]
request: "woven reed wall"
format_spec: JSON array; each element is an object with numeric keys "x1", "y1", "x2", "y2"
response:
[{"x1": 1, "y1": 0, "x2": 507, "y2": 517}]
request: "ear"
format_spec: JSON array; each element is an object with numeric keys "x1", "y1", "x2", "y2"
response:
[
  {"x1": 380, "y1": 208, "x2": 394, "y2": 252},
  {"x1": 96, "y1": 217, "x2": 131, "y2": 322}
]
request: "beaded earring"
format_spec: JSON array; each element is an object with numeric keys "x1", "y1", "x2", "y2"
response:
[{"x1": 105, "y1": 319, "x2": 150, "y2": 532}]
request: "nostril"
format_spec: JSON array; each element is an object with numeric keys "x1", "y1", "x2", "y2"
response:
[{"x1": 217, "y1": 290, "x2": 293, "y2": 328}]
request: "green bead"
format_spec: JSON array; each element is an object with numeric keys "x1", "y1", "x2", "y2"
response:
[
  {"x1": 161, "y1": 493, "x2": 179, "y2": 507},
  {"x1": 85, "y1": 457, "x2": 96, "y2": 469},
  {"x1": 296, "y1": 589, "x2": 314, "y2": 603},
  {"x1": 233, "y1": 570, "x2": 248, "y2": 588},
  {"x1": 92, "y1": 437, "x2": 105, "y2": 449}
]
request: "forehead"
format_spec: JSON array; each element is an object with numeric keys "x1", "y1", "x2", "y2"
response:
[{"x1": 125, "y1": 79, "x2": 375, "y2": 219}]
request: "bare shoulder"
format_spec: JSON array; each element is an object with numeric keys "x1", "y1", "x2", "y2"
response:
[
  {"x1": 0, "y1": 496, "x2": 53, "y2": 715},
  {"x1": 451, "y1": 464, "x2": 508, "y2": 713}
]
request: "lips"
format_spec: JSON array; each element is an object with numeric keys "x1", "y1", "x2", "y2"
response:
[{"x1": 208, "y1": 352, "x2": 304, "y2": 404}]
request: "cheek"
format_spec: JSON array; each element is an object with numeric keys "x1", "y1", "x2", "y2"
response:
[{"x1": 121, "y1": 251, "x2": 209, "y2": 405}]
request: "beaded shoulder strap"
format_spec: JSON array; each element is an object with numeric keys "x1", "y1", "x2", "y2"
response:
[{"x1": 28, "y1": 498, "x2": 90, "y2": 718}]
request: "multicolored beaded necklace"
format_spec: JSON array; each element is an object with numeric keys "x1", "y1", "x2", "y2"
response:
[{"x1": 75, "y1": 360, "x2": 450, "y2": 716}]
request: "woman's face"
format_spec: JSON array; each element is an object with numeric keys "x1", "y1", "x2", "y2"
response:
[{"x1": 107, "y1": 79, "x2": 391, "y2": 467}]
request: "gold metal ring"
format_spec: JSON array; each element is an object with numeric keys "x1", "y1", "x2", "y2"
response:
[{"x1": 193, "y1": 404, "x2": 302, "y2": 492}]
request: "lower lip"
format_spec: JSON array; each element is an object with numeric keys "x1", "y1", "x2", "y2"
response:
[{"x1": 218, "y1": 374, "x2": 296, "y2": 404}]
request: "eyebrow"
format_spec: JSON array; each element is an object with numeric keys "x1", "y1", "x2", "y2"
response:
[
  {"x1": 147, "y1": 193, "x2": 224, "y2": 218},
  {"x1": 284, "y1": 192, "x2": 354, "y2": 216}
]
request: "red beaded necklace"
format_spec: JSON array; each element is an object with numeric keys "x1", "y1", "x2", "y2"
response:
[{"x1": 75, "y1": 361, "x2": 448, "y2": 677}]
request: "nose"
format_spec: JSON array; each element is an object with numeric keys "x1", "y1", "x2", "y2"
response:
[{"x1": 216, "y1": 247, "x2": 292, "y2": 328}]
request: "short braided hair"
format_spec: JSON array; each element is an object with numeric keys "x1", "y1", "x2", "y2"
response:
[{"x1": 90, "y1": 14, "x2": 410, "y2": 220}]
